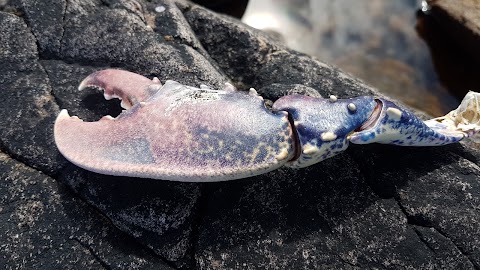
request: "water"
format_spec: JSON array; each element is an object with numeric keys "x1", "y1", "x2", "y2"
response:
[{"x1": 242, "y1": 0, "x2": 459, "y2": 116}]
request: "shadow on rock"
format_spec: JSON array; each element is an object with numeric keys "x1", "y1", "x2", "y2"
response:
[
  {"x1": 57, "y1": 165, "x2": 202, "y2": 265},
  {"x1": 349, "y1": 144, "x2": 463, "y2": 198}
]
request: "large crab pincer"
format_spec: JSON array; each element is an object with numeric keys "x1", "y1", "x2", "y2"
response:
[{"x1": 54, "y1": 70, "x2": 480, "y2": 182}]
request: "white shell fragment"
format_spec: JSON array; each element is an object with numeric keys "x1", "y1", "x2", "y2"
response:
[{"x1": 427, "y1": 91, "x2": 480, "y2": 143}]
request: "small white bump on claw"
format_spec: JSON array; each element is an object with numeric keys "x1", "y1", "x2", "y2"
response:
[
  {"x1": 386, "y1": 107, "x2": 403, "y2": 121},
  {"x1": 329, "y1": 95, "x2": 338, "y2": 102},
  {"x1": 302, "y1": 144, "x2": 318, "y2": 155},
  {"x1": 347, "y1": 103, "x2": 357, "y2": 112},
  {"x1": 276, "y1": 149, "x2": 290, "y2": 160},
  {"x1": 321, "y1": 131, "x2": 337, "y2": 142}
]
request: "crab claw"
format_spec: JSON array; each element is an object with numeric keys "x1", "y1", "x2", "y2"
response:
[
  {"x1": 55, "y1": 68, "x2": 480, "y2": 182},
  {"x1": 79, "y1": 69, "x2": 162, "y2": 109},
  {"x1": 349, "y1": 91, "x2": 480, "y2": 146},
  {"x1": 55, "y1": 71, "x2": 295, "y2": 182},
  {"x1": 272, "y1": 95, "x2": 377, "y2": 168}
]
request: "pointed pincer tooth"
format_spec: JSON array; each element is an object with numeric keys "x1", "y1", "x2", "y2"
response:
[
  {"x1": 152, "y1": 77, "x2": 161, "y2": 84},
  {"x1": 57, "y1": 109, "x2": 83, "y2": 122},
  {"x1": 224, "y1": 82, "x2": 236, "y2": 91},
  {"x1": 78, "y1": 78, "x2": 91, "y2": 91},
  {"x1": 70, "y1": 116, "x2": 83, "y2": 121},
  {"x1": 249, "y1": 87, "x2": 264, "y2": 100},
  {"x1": 100, "y1": 115, "x2": 115, "y2": 121},
  {"x1": 120, "y1": 99, "x2": 133, "y2": 109},
  {"x1": 57, "y1": 109, "x2": 70, "y2": 119},
  {"x1": 103, "y1": 93, "x2": 120, "y2": 100},
  {"x1": 78, "y1": 70, "x2": 105, "y2": 91}
]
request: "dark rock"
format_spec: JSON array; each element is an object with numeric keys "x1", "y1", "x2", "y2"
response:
[
  {"x1": 190, "y1": 0, "x2": 249, "y2": 18},
  {"x1": 196, "y1": 149, "x2": 479, "y2": 269},
  {"x1": 19, "y1": 0, "x2": 65, "y2": 58},
  {"x1": 252, "y1": 51, "x2": 377, "y2": 98},
  {"x1": 183, "y1": 5, "x2": 287, "y2": 89},
  {"x1": 0, "y1": 12, "x2": 65, "y2": 175},
  {"x1": 257, "y1": 83, "x2": 323, "y2": 101},
  {"x1": 58, "y1": 166, "x2": 202, "y2": 264},
  {"x1": 0, "y1": 152, "x2": 173, "y2": 269},
  {"x1": 418, "y1": 0, "x2": 480, "y2": 101},
  {"x1": 0, "y1": 0, "x2": 17, "y2": 14},
  {"x1": 426, "y1": 0, "x2": 480, "y2": 63},
  {"x1": 183, "y1": 5, "x2": 379, "y2": 98},
  {"x1": 1, "y1": 0, "x2": 479, "y2": 269}
]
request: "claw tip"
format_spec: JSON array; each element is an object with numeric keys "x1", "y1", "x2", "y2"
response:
[
  {"x1": 78, "y1": 78, "x2": 89, "y2": 91},
  {"x1": 58, "y1": 109, "x2": 70, "y2": 119}
]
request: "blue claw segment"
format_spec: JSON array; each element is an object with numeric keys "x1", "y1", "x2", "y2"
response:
[
  {"x1": 273, "y1": 95, "x2": 377, "y2": 168},
  {"x1": 349, "y1": 98, "x2": 466, "y2": 146}
]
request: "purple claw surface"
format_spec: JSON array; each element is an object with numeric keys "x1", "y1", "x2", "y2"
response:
[{"x1": 55, "y1": 75, "x2": 294, "y2": 182}]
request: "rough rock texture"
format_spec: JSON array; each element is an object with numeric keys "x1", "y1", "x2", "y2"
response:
[
  {"x1": 0, "y1": 0, "x2": 479, "y2": 269},
  {"x1": 419, "y1": 0, "x2": 480, "y2": 100},
  {"x1": 0, "y1": 152, "x2": 173, "y2": 269}
]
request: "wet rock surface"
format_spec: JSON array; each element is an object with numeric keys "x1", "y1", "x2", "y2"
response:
[
  {"x1": 426, "y1": 0, "x2": 480, "y2": 62},
  {"x1": 242, "y1": 0, "x2": 460, "y2": 116},
  {"x1": 419, "y1": 0, "x2": 480, "y2": 101},
  {"x1": 0, "y1": 0, "x2": 479, "y2": 269}
]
